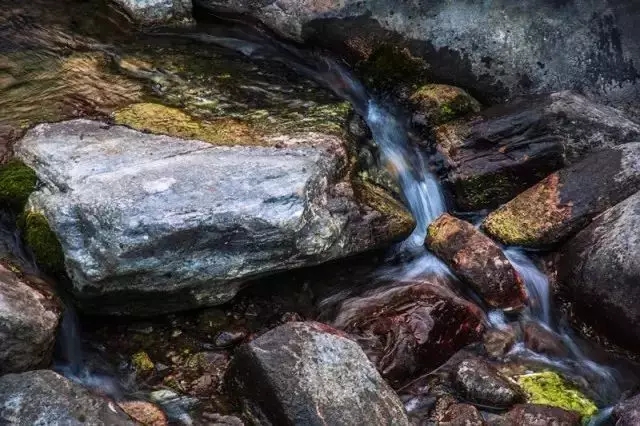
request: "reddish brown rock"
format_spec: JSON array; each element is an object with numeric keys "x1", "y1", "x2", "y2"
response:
[
  {"x1": 118, "y1": 401, "x2": 168, "y2": 426},
  {"x1": 523, "y1": 322, "x2": 569, "y2": 358},
  {"x1": 441, "y1": 403, "x2": 486, "y2": 425},
  {"x1": 427, "y1": 213, "x2": 527, "y2": 311},
  {"x1": 332, "y1": 279, "x2": 485, "y2": 387},
  {"x1": 496, "y1": 404, "x2": 581, "y2": 425},
  {"x1": 483, "y1": 327, "x2": 517, "y2": 359}
]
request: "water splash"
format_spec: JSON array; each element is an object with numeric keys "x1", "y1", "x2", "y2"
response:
[{"x1": 504, "y1": 248, "x2": 551, "y2": 325}]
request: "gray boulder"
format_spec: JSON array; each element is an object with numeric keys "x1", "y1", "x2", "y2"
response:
[
  {"x1": 0, "y1": 370, "x2": 135, "y2": 425},
  {"x1": 614, "y1": 394, "x2": 640, "y2": 426},
  {"x1": 227, "y1": 321, "x2": 409, "y2": 425},
  {"x1": 16, "y1": 120, "x2": 412, "y2": 315},
  {"x1": 0, "y1": 264, "x2": 61, "y2": 374},
  {"x1": 115, "y1": 0, "x2": 193, "y2": 24},
  {"x1": 196, "y1": 0, "x2": 640, "y2": 113},
  {"x1": 454, "y1": 358, "x2": 525, "y2": 409}
]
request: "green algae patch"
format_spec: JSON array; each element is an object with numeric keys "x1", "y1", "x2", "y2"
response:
[
  {"x1": 0, "y1": 161, "x2": 37, "y2": 212},
  {"x1": 517, "y1": 371, "x2": 598, "y2": 419},
  {"x1": 131, "y1": 351, "x2": 155, "y2": 375},
  {"x1": 357, "y1": 44, "x2": 430, "y2": 92},
  {"x1": 353, "y1": 179, "x2": 415, "y2": 238},
  {"x1": 409, "y1": 84, "x2": 481, "y2": 125},
  {"x1": 21, "y1": 211, "x2": 65, "y2": 275}
]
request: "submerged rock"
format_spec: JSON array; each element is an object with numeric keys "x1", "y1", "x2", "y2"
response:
[
  {"x1": 0, "y1": 370, "x2": 135, "y2": 425},
  {"x1": 613, "y1": 394, "x2": 640, "y2": 426},
  {"x1": 436, "y1": 91, "x2": 640, "y2": 211},
  {"x1": 0, "y1": 264, "x2": 61, "y2": 374},
  {"x1": 558, "y1": 190, "x2": 640, "y2": 352},
  {"x1": 454, "y1": 358, "x2": 525, "y2": 409},
  {"x1": 332, "y1": 279, "x2": 485, "y2": 386},
  {"x1": 496, "y1": 404, "x2": 581, "y2": 426},
  {"x1": 16, "y1": 120, "x2": 412, "y2": 315},
  {"x1": 227, "y1": 321, "x2": 409, "y2": 425},
  {"x1": 427, "y1": 213, "x2": 527, "y2": 311},
  {"x1": 483, "y1": 143, "x2": 640, "y2": 248}
]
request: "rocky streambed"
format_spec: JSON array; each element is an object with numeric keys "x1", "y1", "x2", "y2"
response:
[{"x1": 2, "y1": 1, "x2": 640, "y2": 425}]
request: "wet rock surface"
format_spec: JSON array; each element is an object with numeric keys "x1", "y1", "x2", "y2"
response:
[
  {"x1": 613, "y1": 394, "x2": 640, "y2": 426},
  {"x1": 427, "y1": 214, "x2": 527, "y2": 311},
  {"x1": 0, "y1": 370, "x2": 135, "y2": 425},
  {"x1": 558, "y1": 190, "x2": 640, "y2": 352},
  {"x1": 454, "y1": 358, "x2": 525, "y2": 409},
  {"x1": 227, "y1": 321, "x2": 409, "y2": 425},
  {"x1": 483, "y1": 143, "x2": 640, "y2": 248},
  {"x1": 0, "y1": 263, "x2": 61, "y2": 374},
  {"x1": 495, "y1": 404, "x2": 581, "y2": 426},
  {"x1": 523, "y1": 322, "x2": 569, "y2": 358},
  {"x1": 115, "y1": 0, "x2": 193, "y2": 25}
]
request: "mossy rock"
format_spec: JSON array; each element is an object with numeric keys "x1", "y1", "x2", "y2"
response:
[
  {"x1": 409, "y1": 84, "x2": 481, "y2": 125},
  {"x1": 517, "y1": 371, "x2": 598, "y2": 419},
  {"x1": 20, "y1": 210, "x2": 65, "y2": 275},
  {"x1": 0, "y1": 161, "x2": 37, "y2": 212},
  {"x1": 352, "y1": 179, "x2": 415, "y2": 238},
  {"x1": 131, "y1": 351, "x2": 155, "y2": 375},
  {"x1": 357, "y1": 44, "x2": 430, "y2": 92}
]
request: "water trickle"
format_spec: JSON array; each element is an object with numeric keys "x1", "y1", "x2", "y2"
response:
[{"x1": 504, "y1": 248, "x2": 551, "y2": 325}]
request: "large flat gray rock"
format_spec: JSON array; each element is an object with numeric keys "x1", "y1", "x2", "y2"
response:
[{"x1": 16, "y1": 120, "x2": 410, "y2": 315}]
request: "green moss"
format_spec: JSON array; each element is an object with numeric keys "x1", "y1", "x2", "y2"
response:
[
  {"x1": 357, "y1": 44, "x2": 430, "y2": 91},
  {"x1": 517, "y1": 371, "x2": 598, "y2": 419},
  {"x1": 131, "y1": 351, "x2": 155, "y2": 374},
  {"x1": 455, "y1": 173, "x2": 520, "y2": 211},
  {"x1": 410, "y1": 84, "x2": 481, "y2": 125},
  {"x1": 21, "y1": 211, "x2": 65, "y2": 275},
  {"x1": 352, "y1": 179, "x2": 415, "y2": 238},
  {"x1": 0, "y1": 161, "x2": 37, "y2": 212}
]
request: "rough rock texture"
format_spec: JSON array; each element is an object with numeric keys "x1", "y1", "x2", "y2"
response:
[
  {"x1": 0, "y1": 264, "x2": 61, "y2": 374},
  {"x1": 115, "y1": 0, "x2": 193, "y2": 24},
  {"x1": 227, "y1": 321, "x2": 409, "y2": 425},
  {"x1": 427, "y1": 214, "x2": 527, "y2": 311},
  {"x1": 454, "y1": 358, "x2": 525, "y2": 409},
  {"x1": 16, "y1": 120, "x2": 412, "y2": 315},
  {"x1": 332, "y1": 279, "x2": 485, "y2": 386},
  {"x1": 483, "y1": 143, "x2": 640, "y2": 248},
  {"x1": 436, "y1": 91, "x2": 640, "y2": 210},
  {"x1": 613, "y1": 394, "x2": 640, "y2": 426},
  {"x1": 496, "y1": 404, "x2": 581, "y2": 426},
  {"x1": 558, "y1": 190, "x2": 640, "y2": 352},
  {"x1": 409, "y1": 84, "x2": 481, "y2": 127},
  {"x1": 0, "y1": 370, "x2": 135, "y2": 425},
  {"x1": 196, "y1": 0, "x2": 640, "y2": 113},
  {"x1": 523, "y1": 322, "x2": 569, "y2": 358}
]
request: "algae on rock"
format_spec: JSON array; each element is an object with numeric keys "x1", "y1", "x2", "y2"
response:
[
  {"x1": 21, "y1": 210, "x2": 65, "y2": 275},
  {"x1": 0, "y1": 161, "x2": 37, "y2": 212},
  {"x1": 409, "y1": 84, "x2": 481, "y2": 125}
]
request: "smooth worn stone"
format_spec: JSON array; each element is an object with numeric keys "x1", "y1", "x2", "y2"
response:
[
  {"x1": 332, "y1": 279, "x2": 485, "y2": 387},
  {"x1": 227, "y1": 321, "x2": 409, "y2": 425},
  {"x1": 0, "y1": 370, "x2": 135, "y2": 425},
  {"x1": 613, "y1": 394, "x2": 640, "y2": 426},
  {"x1": 213, "y1": 329, "x2": 247, "y2": 348},
  {"x1": 16, "y1": 120, "x2": 412, "y2": 315},
  {"x1": 196, "y1": 0, "x2": 640, "y2": 114},
  {"x1": 115, "y1": 0, "x2": 193, "y2": 25},
  {"x1": 118, "y1": 401, "x2": 168, "y2": 426},
  {"x1": 523, "y1": 322, "x2": 569, "y2": 358},
  {"x1": 454, "y1": 358, "x2": 525, "y2": 409},
  {"x1": 494, "y1": 404, "x2": 581, "y2": 426},
  {"x1": 483, "y1": 143, "x2": 640, "y2": 248},
  {"x1": 0, "y1": 264, "x2": 61, "y2": 374},
  {"x1": 436, "y1": 91, "x2": 640, "y2": 211},
  {"x1": 427, "y1": 213, "x2": 527, "y2": 311},
  {"x1": 558, "y1": 190, "x2": 640, "y2": 352}
]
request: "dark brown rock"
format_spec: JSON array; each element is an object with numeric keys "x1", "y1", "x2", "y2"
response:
[
  {"x1": 332, "y1": 279, "x2": 485, "y2": 387},
  {"x1": 523, "y1": 322, "x2": 569, "y2": 358},
  {"x1": 483, "y1": 326, "x2": 517, "y2": 359},
  {"x1": 495, "y1": 404, "x2": 581, "y2": 426},
  {"x1": 613, "y1": 394, "x2": 640, "y2": 426},
  {"x1": 441, "y1": 403, "x2": 486, "y2": 426},
  {"x1": 427, "y1": 213, "x2": 527, "y2": 311},
  {"x1": 483, "y1": 143, "x2": 640, "y2": 248},
  {"x1": 454, "y1": 358, "x2": 526, "y2": 409}
]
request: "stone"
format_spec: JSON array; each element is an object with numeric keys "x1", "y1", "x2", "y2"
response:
[
  {"x1": 440, "y1": 403, "x2": 485, "y2": 426},
  {"x1": 613, "y1": 394, "x2": 640, "y2": 426},
  {"x1": 427, "y1": 213, "x2": 527, "y2": 311},
  {"x1": 523, "y1": 322, "x2": 569, "y2": 358},
  {"x1": 0, "y1": 370, "x2": 135, "y2": 425},
  {"x1": 115, "y1": 0, "x2": 193, "y2": 25},
  {"x1": 483, "y1": 327, "x2": 517, "y2": 359},
  {"x1": 332, "y1": 279, "x2": 485, "y2": 386},
  {"x1": 496, "y1": 404, "x2": 581, "y2": 426},
  {"x1": 16, "y1": 120, "x2": 412, "y2": 315},
  {"x1": 558, "y1": 190, "x2": 640, "y2": 352},
  {"x1": 409, "y1": 84, "x2": 481, "y2": 126},
  {"x1": 0, "y1": 264, "x2": 61, "y2": 374},
  {"x1": 435, "y1": 91, "x2": 640, "y2": 210},
  {"x1": 227, "y1": 321, "x2": 409, "y2": 425},
  {"x1": 0, "y1": 160, "x2": 37, "y2": 213},
  {"x1": 483, "y1": 143, "x2": 640, "y2": 248},
  {"x1": 195, "y1": 0, "x2": 640, "y2": 114},
  {"x1": 118, "y1": 401, "x2": 168, "y2": 426},
  {"x1": 454, "y1": 358, "x2": 525, "y2": 409}
]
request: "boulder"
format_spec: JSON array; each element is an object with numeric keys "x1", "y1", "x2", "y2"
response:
[
  {"x1": 409, "y1": 84, "x2": 481, "y2": 126},
  {"x1": 435, "y1": 91, "x2": 640, "y2": 210},
  {"x1": 523, "y1": 322, "x2": 569, "y2": 358},
  {"x1": 558, "y1": 190, "x2": 640, "y2": 352},
  {"x1": 332, "y1": 279, "x2": 485, "y2": 386},
  {"x1": 195, "y1": 0, "x2": 640, "y2": 113},
  {"x1": 0, "y1": 264, "x2": 62, "y2": 374},
  {"x1": 227, "y1": 321, "x2": 409, "y2": 425},
  {"x1": 16, "y1": 120, "x2": 412, "y2": 315},
  {"x1": 496, "y1": 404, "x2": 581, "y2": 426},
  {"x1": 115, "y1": 0, "x2": 193, "y2": 25},
  {"x1": 427, "y1": 213, "x2": 527, "y2": 311},
  {"x1": 454, "y1": 358, "x2": 526, "y2": 409},
  {"x1": 0, "y1": 370, "x2": 135, "y2": 425},
  {"x1": 483, "y1": 143, "x2": 640, "y2": 248},
  {"x1": 613, "y1": 394, "x2": 640, "y2": 426}
]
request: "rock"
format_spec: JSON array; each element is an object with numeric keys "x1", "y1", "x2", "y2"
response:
[
  {"x1": 454, "y1": 358, "x2": 525, "y2": 409},
  {"x1": 523, "y1": 322, "x2": 569, "y2": 358},
  {"x1": 427, "y1": 213, "x2": 527, "y2": 311},
  {"x1": 440, "y1": 403, "x2": 485, "y2": 426},
  {"x1": 0, "y1": 160, "x2": 37, "y2": 213},
  {"x1": 435, "y1": 91, "x2": 640, "y2": 210},
  {"x1": 613, "y1": 394, "x2": 640, "y2": 426},
  {"x1": 0, "y1": 264, "x2": 62, "y2": 374},
  {"x1": 558, "y1": 190, "x2": 640, "y2": 352},
  {"x1": 213, "y1": 330, "x2": 247, "y2": 348},
  {"x1": 201, "y1": 413, "x2": 244, "y2": 425},
  {"x1": 16, "y1": 119, "x2": 412, "y2": 315},
  {"x1": 483, "y1": 143, "x2": 640, "y2": 248},
  {"x1": 483, "y1": 327, "x2": 517, "y2": 359},
  {"x1": 497, "y1": 404, "x2": 581, "y2": 426},
  {"x1": 131, "y1": 351, "x2": 155, "y2": 375},
  {"x1": 150, "y1": 389, "x2": 199, "y2": 425},
  {"x1": 195, "y1": 0, "x2": 640, "y2": 113},
  {"x1": 115, "y1": 0, "x2": 193, "y2": 25},
  {"x1": 227, "y1": 321, "x2": 409, "y2": 425},
  {"x1": 332, "y1": 279, "x2": 485, "y2": 386},
  {"x1": 0, "y1": 370, "x2": 135, "y2": 425},
  {"x1": 409, "y1": 84, "x2": 481, "y2": 126},
  {"x1": 516, "y1": 371, "x2": 598, "y2": 419},
  {"x1": 118, "y1": 401, "x2": 168, "y2": 426}
]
